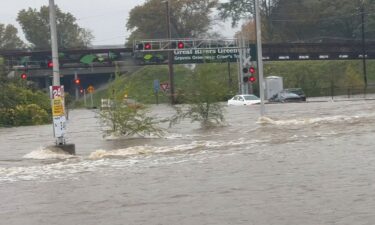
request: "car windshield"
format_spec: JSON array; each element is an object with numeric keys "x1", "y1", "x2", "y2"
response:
[{"x1": 243, "y1": 95, "x2": 259, "y2": 100}]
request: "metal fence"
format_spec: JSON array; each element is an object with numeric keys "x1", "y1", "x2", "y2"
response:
[{"x1": 304, "y1": 85, "x2": 375, "y2": 102}]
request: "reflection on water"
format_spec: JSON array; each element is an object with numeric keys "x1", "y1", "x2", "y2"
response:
[{"x1": 1, "y1": 101, "x2": 375, "y2": 225}]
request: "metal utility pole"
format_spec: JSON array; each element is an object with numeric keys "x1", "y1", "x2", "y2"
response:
[
  {"x1": 49, "y1": 0, "x2": 60, "y2": 87},
  {"x1": 360, "y1": 1, "x2": 368, "y2": 88},
  {"x1": 165, "y1": 0, "x2": 175, "y2": 104},
  {"x1": 48, "y1": 0, "x2": 74, "y2": 154},
  {"x1": 255, "y1": 0, "x2": 266, "y2": 116}
]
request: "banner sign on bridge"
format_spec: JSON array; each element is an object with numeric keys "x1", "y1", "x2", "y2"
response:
[{"x1": 136, "y1": 45, "x2": 257, "y2": 65}]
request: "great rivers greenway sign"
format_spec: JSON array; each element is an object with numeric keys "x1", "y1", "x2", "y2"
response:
[{"x1": 136, "y1": 45, "x2": 257, "y2": 65}]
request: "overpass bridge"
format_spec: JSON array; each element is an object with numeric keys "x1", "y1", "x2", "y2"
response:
[{"x1": 1, "y1": 42, "x2": 374, "y2": 93}]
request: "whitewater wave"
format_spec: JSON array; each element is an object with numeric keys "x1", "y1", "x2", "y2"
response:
[
  {"x1": 23, "y1": 147, "x2": 77, "y2": 160},
  {"x1": 89, "y1": 138, "x2": 263, "y2": 160},
  {"x1": 257, "y1": 115, "x2": 361, "y2": 126},
  {"x1": 1, "y1": 138, "x2": 265, "y2": 182}
]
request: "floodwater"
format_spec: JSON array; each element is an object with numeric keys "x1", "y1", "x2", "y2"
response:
[{"x1": 1, "y1": 100, "x2": 375, "y2": 225}]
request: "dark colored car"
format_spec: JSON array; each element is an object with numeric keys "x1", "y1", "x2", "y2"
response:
[
  {"x1": 269, "y1": 88, "x2": 306, "y2": 103},
  {"x1": 284, "y1": 88, "x2": 306, "y2": 101}
]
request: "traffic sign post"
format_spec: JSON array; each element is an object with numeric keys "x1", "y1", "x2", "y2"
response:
[
  {"x1": 87, "y1": 85, "x2": 95, "y2": 94},
  {"x1": 153, "y1": 80, "x2": 160, "y2": 104},
  {"x1": 87, "y1": 85, "x2": 95, "y2": 108},
  {"x1": 47, "y1": 0, "x2": 75, "y2": 154},
  {"x1": 50, "y1": 85, "x2": 66, "y2": 140}
]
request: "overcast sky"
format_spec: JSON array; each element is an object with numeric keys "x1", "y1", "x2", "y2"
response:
[{"x1": 1, "y1": 0, "x2": 239, "y2": 46}]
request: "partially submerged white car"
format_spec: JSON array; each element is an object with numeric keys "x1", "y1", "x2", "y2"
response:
[{"x1": 227, "y1": 94, "x2": 261, "y2": 106}]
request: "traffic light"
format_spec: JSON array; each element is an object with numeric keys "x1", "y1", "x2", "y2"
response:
[
  {"x1": 243, "y1": 76, "x2": 249, "y2": 82},
  {"x1": 249, "y1": 76, "x2": 256, "y2": 83},
  {"x1": 74, "y1": 78, "x2": 80, "y2": 85},
  {"x1": 249, "y1": 66, "x2": 256, "y2": 74},
  {"x1": 177, "y1": 41, "x2": 185, "y2": 49},
  {"x1": 144, "y1": 43, "x2": 151, "y2": 50},
  {"x1": 79, "y1": 88, "x2": 84, "y2": 94},
  {"x1": 47, "y1": 61, "x2": 53, "y2": 68},
  {"x1": 21, "y1": 72, "x2": 27, "y2": 80}
]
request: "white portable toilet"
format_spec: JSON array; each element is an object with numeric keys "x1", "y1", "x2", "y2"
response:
[{"x1": 265, "y1": 76, "x2": 283, "y2": 99}]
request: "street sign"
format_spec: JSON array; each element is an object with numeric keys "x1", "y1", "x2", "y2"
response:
[
  {"x1": 160, "y1": 82, "x2": 169, "y2": 92},
  {"x1": 49, "y1": 85, "x2": 66, "y2": 138},
  {"x1": 52, "y1": 97, "x2": 65, "y2": 116},
  {"x1": 243, "y1": 56, "x2": 252, "y2": 67},
  {"x1": 53, "y1": 116, "x2": 66, "y2": 138},
  {"x1": 135, "y1": 45, "x2": 257, "y2": 65},
  {"x1": 153, "y1": 79, "x2": 160, "y2": 92},
  {"x1": 87, "y1": 85, "x2": 95, "y2": 94}
]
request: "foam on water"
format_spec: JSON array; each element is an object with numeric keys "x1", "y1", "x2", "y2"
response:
[
  {"x1": 257, "y1": 115, "x2": 361, "y2": 126},
  {"x1": 23, "y1": 147, "x2": 77, "y2": 160},
  {"x1": 0, "y1": 135, "x2": 284, "y2": 183}
]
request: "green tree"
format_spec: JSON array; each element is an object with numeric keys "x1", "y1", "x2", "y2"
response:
[
  {"x1": 17, "y1": 5, "x2": 93, "y2": 50},
  {"x1": 219, "y1": 0, "x2": 281, "y2": 42},
  {"x1": 0, "y1": 23, "x2": 25, "y2": 49},
  {"x1": 99, "y1": 69, "x2": 164, "y2": 138},
  {"x1": 169, "y1": 65, "x2": 227, "y2": 128},
  {"x1": 220, "y1": 0, "x2": 375, "y2": 43},
  {"x1": 126, "y1": 0, "x2": 218, "y2": 44},
  {"x1": 99, "y1": 103, "x2": 164, "y2": 137}
]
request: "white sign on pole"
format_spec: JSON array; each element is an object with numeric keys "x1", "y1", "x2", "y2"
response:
[
  {"x1": 243, "y1": 55, "x2": 252, "y2": 67},
  {"x1": 53, "y1": 116, "x2": 66, "y2": 138},
  {"x1": 50, "y1": 85, "x2": 66, "y2": 138}
]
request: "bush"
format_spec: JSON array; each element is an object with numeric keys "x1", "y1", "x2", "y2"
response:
[
  {"x1": 13, "y1": 104, "x2": 50, "y2": 126},
  {"x1": 99, "y1": 101, "x2": 164, "y2": 137}
]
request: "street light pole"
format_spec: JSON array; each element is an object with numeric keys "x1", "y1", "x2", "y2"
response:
[
  {"x1": 255, "y1": 0, "x2": 266, "y2": 116},
  {"x1": 165, "y1": 0, "x2": 175, "y2": 104}
]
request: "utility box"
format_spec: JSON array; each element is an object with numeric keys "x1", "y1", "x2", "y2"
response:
[{"x1": 265, "y1": 76, "x2": 283, "y2": 99}]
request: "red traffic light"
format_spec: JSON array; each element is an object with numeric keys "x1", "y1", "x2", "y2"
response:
[
  {"x1": 249, "y1": 66, "x2": 256, "y2": 74},
  {"x1": 249, "y1": 76, "x2": 256, "y2": 83},
  {"x1": 177, "y1": 41, "x2": 184, "y2": 49},
  {"x1": 21, "y1": 73, "x2": 27, "y2": 80},
  {"x1": 74, "y1": 79, "x2": 81, "y2": 85},
  {"x1": 47, "y1": 61, "x2": 53, "y2": 68},
  {"x1": 144, "y1": 43, "x2": 151, "y2": 50}
]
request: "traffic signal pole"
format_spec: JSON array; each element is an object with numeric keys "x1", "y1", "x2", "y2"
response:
[
  {"x1": 255, "y1": 0, "x2": 266, "y2": 117},
  {"x1": 165, "y1": 0, "x2": 175, "y2": 104}
]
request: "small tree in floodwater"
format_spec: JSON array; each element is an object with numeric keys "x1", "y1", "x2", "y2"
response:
[
  {"x1": 169, "y1": 65, "x2": 227, "y2": 128},
  {"x1": 99, "y1": 72, "x2": 164, "y2": 137},
  {"x1": 99, "y1": 101, "x2": 164, "y2": 137}
]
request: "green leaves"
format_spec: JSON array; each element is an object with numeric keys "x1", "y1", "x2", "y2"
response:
[
  {"x1": 126, "y1": 0, "x2": 218, "y2": 42},
  {"x1": 169, "y1": 64, "x2": 227, "y2": 128},
  {"x1": 99, "y1": 102, "x2": 164, "y2": 137},
  {"x1": 16, "y1": 5, "x2": 93, "y2": 50},
  {"x1": 0, "y1": 23, "x2": 25, "y2": 50}
]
